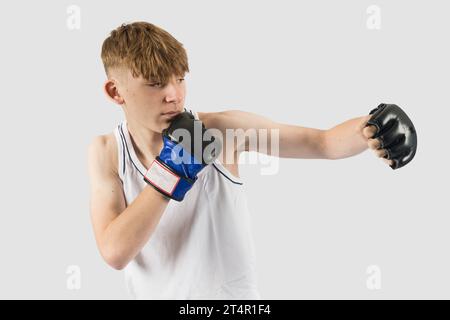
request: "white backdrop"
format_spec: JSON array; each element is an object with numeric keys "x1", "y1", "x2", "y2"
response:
[{"x1": 0, "y1": 0, "x2": 446, "y2": 299}]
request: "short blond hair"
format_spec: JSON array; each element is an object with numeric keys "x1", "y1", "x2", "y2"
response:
[{"x1": 101, "y1": 21, "x2": 189, "y2": 85}]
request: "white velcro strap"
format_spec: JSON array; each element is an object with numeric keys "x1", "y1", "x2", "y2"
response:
[{"x1": 144, "y1": 160, "x2": 180, "y2": 195}]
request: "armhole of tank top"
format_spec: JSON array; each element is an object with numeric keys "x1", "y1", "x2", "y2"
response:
[
  {"x1": 212, "y1": 160, "x2": 243, "y2": 185},
  {"x1": 115, "y1": 124, "x2": 126, "y2": 182}
]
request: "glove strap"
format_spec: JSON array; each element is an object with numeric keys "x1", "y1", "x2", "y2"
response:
[{"x1": 143, "y1": 157, "x2": 196, "y2": 201}]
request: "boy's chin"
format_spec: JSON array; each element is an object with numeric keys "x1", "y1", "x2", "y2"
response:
[{"x1": 158, "y1": 121, "x2": 171, "y2": 132}]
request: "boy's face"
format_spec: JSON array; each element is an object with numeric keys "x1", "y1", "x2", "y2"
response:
[{"x1": 107, "y1": 68, "x2": 186, "y2": 133}]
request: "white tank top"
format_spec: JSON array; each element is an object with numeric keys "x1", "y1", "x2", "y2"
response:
[{"x1": 113, "y1": 108, "x2": 260, "y2": 299}]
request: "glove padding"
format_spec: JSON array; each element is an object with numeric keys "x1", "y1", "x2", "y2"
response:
[
  {"x1": 162, "y1": 112, "x2": 221, "y2": 166},
  {"x1": 365, "y1": 103, "x2": 417, "y2": 170}
]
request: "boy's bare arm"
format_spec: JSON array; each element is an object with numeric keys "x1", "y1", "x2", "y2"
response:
[{"x1": 88, "y1": 135, "x2": 169, "y2": 270}]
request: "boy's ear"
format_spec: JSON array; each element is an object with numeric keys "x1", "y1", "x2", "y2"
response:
[{"x1": 103, "y1": 79, "x2": 125, "y2": 105}]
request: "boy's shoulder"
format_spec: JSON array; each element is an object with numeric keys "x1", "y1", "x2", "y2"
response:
[{"x1": 88, "y1": 132, "x2": 119, "y2": 177}]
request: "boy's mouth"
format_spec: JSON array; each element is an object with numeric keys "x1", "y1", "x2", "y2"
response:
[{"x1": 161, "y1": 111, "x2": 180, "y2": 119}]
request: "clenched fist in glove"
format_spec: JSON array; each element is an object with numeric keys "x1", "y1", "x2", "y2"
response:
[
  {"x1": 362, "y1": 103, "x2": 417, "y2": 170},
  {"x1": 144, "y1": 111, "x2": 222, "y2": 201}
]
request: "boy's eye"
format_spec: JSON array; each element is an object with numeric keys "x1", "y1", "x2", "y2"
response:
[{"x1": 147, "y1": 78, "x2": 184, "y2": 87}]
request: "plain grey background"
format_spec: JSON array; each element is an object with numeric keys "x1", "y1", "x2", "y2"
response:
[{"x1": 0, "y1": 0, "x2": 447, "y2": 299}]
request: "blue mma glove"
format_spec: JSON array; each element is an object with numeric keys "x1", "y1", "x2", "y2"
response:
[{"x1": 144, "y1": 111, "x2": 222, "y2": 201}]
